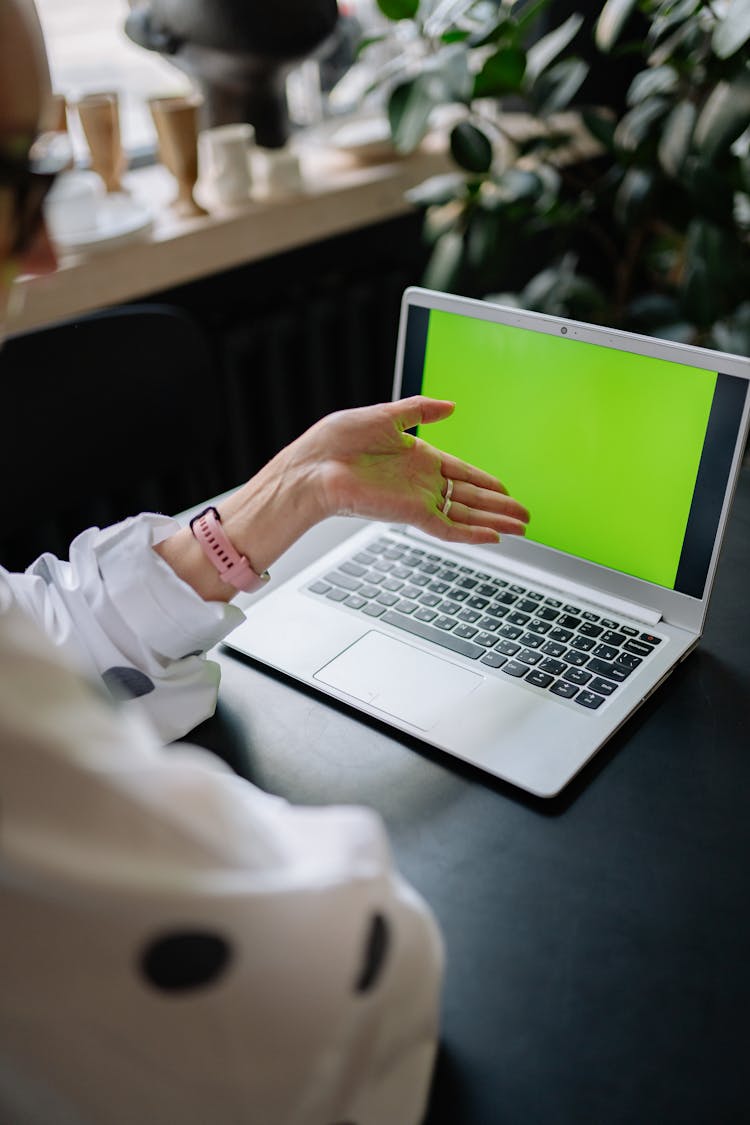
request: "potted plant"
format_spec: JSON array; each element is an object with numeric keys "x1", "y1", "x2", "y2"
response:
[{"x1": 356, "y1": 0, "x2": 750, "y2": 351}]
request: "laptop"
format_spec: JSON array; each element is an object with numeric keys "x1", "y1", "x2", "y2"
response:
[{"x1": 224, "y1": 287, "x2": 750, "y2": 797}]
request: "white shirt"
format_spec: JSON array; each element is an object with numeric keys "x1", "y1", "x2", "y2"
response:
[{"x1": 0, "y1": 514, "x2": 443, "y2": 1125}]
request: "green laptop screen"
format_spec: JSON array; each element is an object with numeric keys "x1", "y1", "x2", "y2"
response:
[{"x1": 403, "y1": 305, "x2": 747, "y2": 598}]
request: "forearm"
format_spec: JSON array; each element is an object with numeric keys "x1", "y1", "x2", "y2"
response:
[{"x1": 154, "y1": 439, "x2": 330, "y2": 603}]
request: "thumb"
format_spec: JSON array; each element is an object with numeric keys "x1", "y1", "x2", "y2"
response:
[{"x1": 391, "y1": 395, "x2": 455, "y2": 431}]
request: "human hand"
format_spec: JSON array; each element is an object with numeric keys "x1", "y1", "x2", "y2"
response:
[{"x1": 294, "y1": 396, "x2": 529, "y2": 546}]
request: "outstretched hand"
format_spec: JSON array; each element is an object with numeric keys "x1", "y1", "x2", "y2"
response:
[{"x1": 293, "y1": 396, "x2": 530, "y2": 545}]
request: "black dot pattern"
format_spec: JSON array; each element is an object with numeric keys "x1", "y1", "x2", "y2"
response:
[
  {"x1": 354, "y1": 912, "x2": 389, "y2": 993},
  {"x1": 140, "y1": 931, "x2": 232, "y2": 993},
  {"x1": 102, "y1": 666, "x2": 155, "y2": 700}
]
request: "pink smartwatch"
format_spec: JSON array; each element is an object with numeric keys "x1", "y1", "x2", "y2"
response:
[{"x1": 189, "y1": 506, "x2": 269, "y2": 593}]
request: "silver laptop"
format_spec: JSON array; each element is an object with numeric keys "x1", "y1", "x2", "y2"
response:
[{"x1": 225, "y1": 287, "x2": 750, "y2": 797}]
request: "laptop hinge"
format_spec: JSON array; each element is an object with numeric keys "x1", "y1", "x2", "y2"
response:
[{"x1": 400, "y1": 529, "x2": 663, "y2": 627}]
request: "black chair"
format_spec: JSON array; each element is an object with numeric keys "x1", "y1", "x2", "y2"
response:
[{"x1": 0, "y1": 304, "x2": 232, "y2": 572}]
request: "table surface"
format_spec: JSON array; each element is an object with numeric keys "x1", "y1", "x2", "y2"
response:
[{"x1": 191, "y1": 467, "x2": 750, "y2": 1125}]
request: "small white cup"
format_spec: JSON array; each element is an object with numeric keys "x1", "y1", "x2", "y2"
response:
[
  {"x1": 43, "y1": 170, "x2": 103, "y2": 241},
  {"x1": 198, "y1": 122, "x2": 254, "y2": 207},
  {"x1": 253, "y1": 145, "x2": 304, "y2": 197}
]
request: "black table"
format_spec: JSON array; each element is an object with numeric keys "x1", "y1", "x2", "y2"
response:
[{"x1": 191, "y1": 468, "x2": 750, "y2": 1125}]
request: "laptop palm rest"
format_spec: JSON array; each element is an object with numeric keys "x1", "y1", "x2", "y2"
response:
[{"x1": 314, "y1": 630, "x2": 482, "y2": 731}]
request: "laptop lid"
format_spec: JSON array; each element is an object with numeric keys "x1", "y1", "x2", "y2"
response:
[{"x1": 395, "y1": 288, "x2": 750, "y2": 635}]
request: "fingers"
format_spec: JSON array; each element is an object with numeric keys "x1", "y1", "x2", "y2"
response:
[
  {"x1": 447, "y1": 480, "x2": 530, "y2": 525},
  {"x1": 389, "y1": 395, "x2": 455, "y2": 431},
  {"x1": 439, "y1": 452, "x2": 509, "y2": 496}
]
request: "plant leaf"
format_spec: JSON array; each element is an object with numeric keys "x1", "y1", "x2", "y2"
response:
[
  {"x1": 525, "y1": 13, "x2": 584, "y2": 84},
  {"x1": 533, "y1": 58, "x2": 589, "y2": 115},
  {"x1": 405, "y1": 173, "x2": 467, "y2": 208},
  {"x1": 712, "y1": 0, "x2": 750, "y2": 59},
  {"x1": 450, "y1": 121, "x2": 493, "y2": 173},
  {"x1": 582, "y1": 109, "x2": 617, "y2": 150},
  {"x1": 422, "y1": 229, "x2": 465, "y2": 291},
  {"x1": 355, "y1": 34, "x2": 387, "y2": 59},
  {"x1": 472, "y1": 46, "x2": 526, "y2": 97},
  {"x1": 626, "y1": 65, "x2": 678, "y2": 107},
  {"x1": 614, "y1": 167, "x2": 655, "y2": 225},
  {"x1": 376, "y1": 0, "x2": 419, "y2": 21},
  {"x1": 614, "y1": 97, "x2": 669, "y2": 153},
  {"x1": 658, "y1": 100, "x2": 696, "y2": 177},
  {"x1": 694, "y1": 72, "x2": 750, "y2": 161},
  {"x1": 596, "y1": 0, "x2": 639, "y2": 52},
  {"x1": 387, "y1": 79, "x2": 435, "y2": 152}
]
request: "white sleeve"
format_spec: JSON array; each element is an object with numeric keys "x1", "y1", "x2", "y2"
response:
[
  {"x1": 4, "y1": 513, "x2": 245, "y2": 742},
  {"x1": 0, "y1": 596, "x2": 444, "y2": 1125}
]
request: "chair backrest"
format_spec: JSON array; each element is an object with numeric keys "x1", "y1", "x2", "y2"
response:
[{"x1": 0, "y1": 304, "x2": 228, "y2": 572}]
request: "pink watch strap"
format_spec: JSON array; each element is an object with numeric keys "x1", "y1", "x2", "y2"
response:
[{"x1": 189, "y1": 506, "x2": 269, "y2": 593}]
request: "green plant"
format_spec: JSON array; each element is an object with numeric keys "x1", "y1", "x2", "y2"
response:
[{"x1": 358, "y1": 0, "x2": 750, "y2": 351}]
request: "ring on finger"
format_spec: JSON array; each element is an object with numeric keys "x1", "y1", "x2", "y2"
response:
[{"x1": 441, "y1": 477, "x2": 454, "y2": 516}]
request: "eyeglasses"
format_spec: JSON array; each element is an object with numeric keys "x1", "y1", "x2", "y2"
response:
[{"x1": 0, "y1": 131, "x2": 72, "y2": 256}]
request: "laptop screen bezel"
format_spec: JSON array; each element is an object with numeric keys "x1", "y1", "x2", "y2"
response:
[{"x1": 393, "y1": 287, "x2": 750, "y2": 635}]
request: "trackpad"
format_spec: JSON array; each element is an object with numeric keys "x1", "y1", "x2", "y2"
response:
[{"x1": 314, "y1": 630, "x2": 482, "y2": 731}]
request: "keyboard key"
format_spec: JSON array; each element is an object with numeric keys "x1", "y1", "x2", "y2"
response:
[
  {"x1": 395, "y1": 599, "x2": 418, "y2": 614},
  {"x1": 485, "y1": 604, "x2": 509, "y2": 619},
  {"x1": 536, "y1": 607, "x2": 559, "y2": 622},
  {"x1": 563, "y1": 604, "x2": 582, "y2": 614},
  {"x1": 495, "y1": 591, "x2": 517, "y2": 606},
  {"x1": 520, "y1": 633, "x2": 543, "y2": 649},
  {"x1": 601, "y1": 630, "x2": 626, "y2": 646},
  {"x1": 570, "y1": 635, "x2": 595, "y2": 652},
  {"x1": 481, "y1": 651, "x2": 507, "y2": 668},
  {"x1": 376, "y1": 592, "x2": 399, "y2": 606},
  {"x1": 345, "y1": 594, "x2": 368, "y2": 609},
  {"x1": 507, "y1": 610, "x2": 530, "y2": 626},
  {"x1": 526, "y1": 669, "x2": 554, "y2": 688},
  {"x1": 600, "y1": 618, "x2": 620, "y2": 629},
  {"x1": 363, "y1": 603, "x2": 385, "y2": 617},
  {"x1": 590, "y1": 676, "x2": 617, "y2": 696},
  {"x1": 586, "y1": 657, "x2": 631, "y2": 682},
  {"x1": 564, "y1": 650, "x2": 589, "y2": 667},
  {"x1": 309, "y1": 581, "x2": 332, "y2": 595},
  {"x1": 498, "y1": 624, "x2": 523, "y2": 640},
  {"x1": 419, "y1": 593, "x2": 441, "y2": 607},
  {"x1": 325, "y1": 571, "x2": 362, "y2": 592},
  {"x1": 435, "y1": 615, "x2": 457, "y2": 631},
  {"x1": 382, "y1": 578, "x2": 404, "y2": 592},
  {"x1": 527, "y1": 591, "x2": 544, "y2": 602},
  {"x1": 414, "y1": 607, "x2": 438, "y2": 622},
  {"x1": 509, "y1": 584, "x2": 526, "y2": 595},
  {"x1": 616, "y1": 652, "x2": 642, "y2": 670},
  {"x1": 581, "y1": 611, "x2": 600, "y2": 622},
  {"x1": 558, "y1": 614, "x2": 582, "y2": 630},
  {"x1": 576, "y1": 690, "x2": 604, "y2": 710},
  {"x1": 518, "y1": 649, "x2": 542, "y2": 666},
  {"x1": 428, "y1": 580, "x2": 450, "y2": 595},
  {"x1": 382, "y1": 610, "x2": 484, "y2": 659},
  {"x1": 478, "y1": 616, "x2": 501, "y2": 631},
  {"x1": 359, "y1": 583, "x2": 380, "y2": 599},
  {"x1": 383, "y1": 547, "x2": 404, "y2": 559},
  {"x1": 391, "y1": 565, "x2": 412, "y2": 579},
  {"x1": 401, "y1": 584, "x2": 422, "y2": 599},
  {"x1": 544, "y1": 598, "x2": 563, "y2": 608},
  {"x1": 466, "y1": 595, "x2": 490, "y2": 610},
  {"x1": 592, "y1": 643, "x2": 618, "y2": 661},
  {"x1": 526, "y1": 619, "x2": 551, "y2": 635},
  {"x1": 539, "y1": 657, "x2": 566, "y2": 676},
  {"x1": 354, "y1": 552, "x2": 376, "y2": 566},
  {"x1": 326, "y1": 588, "x2": 349, "y2": 602},
  {"x1": 578, "y1": 621, "x2": 603, "y2": 637},
  {"x1": 410, "y1": 574, "x2": 431, "y2": 587},
  {"x1": 495, "y1": 639, "x2": 520, "y2": 656},
  {"x1": 640, "y1": 632, "x2": 662, "y2": 645},
  {"x1": 454, "y1": 623, "x2": 478, "y2": 640},
  {"x1": 502, "y1": 660, "x2": 528, "y2": 677},
  {"x1": 418, "y1": 562, "x2": 440, "y2": 575},
  {"x1": 516, "y1": 598, "x2": 538, "y2": 613},
  {"x1": 624, "y1": 639, "x2": 654, "y2": 657},
  {"x1": 439, "y1": 568, "x2": 459, "y2": 581},
  {"x1": 341, "y1": 561, "x2": 368, "y2": 577},
  {"x1": 564, "y1": 667, "x2": 592, "y2": 686},
  {"x1": 372, "y1": 559, "x2": 393, "y2": 572},
  {"x1": 551, "y1": 680, "x2": 578, "y2": 699},
  {"x1": 475, "y1": 632, "x2": 496, "y2": 647},
  {"x1": 621, "y1": 625, "x2": 639, "y2": 636},
  {"x1": 458, "y1": 608, "x2": 481, "y2": 624},
  {"x1": 549, "y1": 626, "x2": 573, "y2": 643},
  {"x1": 542, "y1": 640, "x2": 567, "y2": 658},
  {"x1": 457, "y1": 576, "x2": 478, "y2": 590},
  {"x1": 477, "y1": 583, "x2": 497, "y2": 597}
]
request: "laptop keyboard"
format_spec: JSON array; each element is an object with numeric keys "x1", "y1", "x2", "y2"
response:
[{"x1": 305, "y1": 533, "x2": 663, "y2": 712}]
